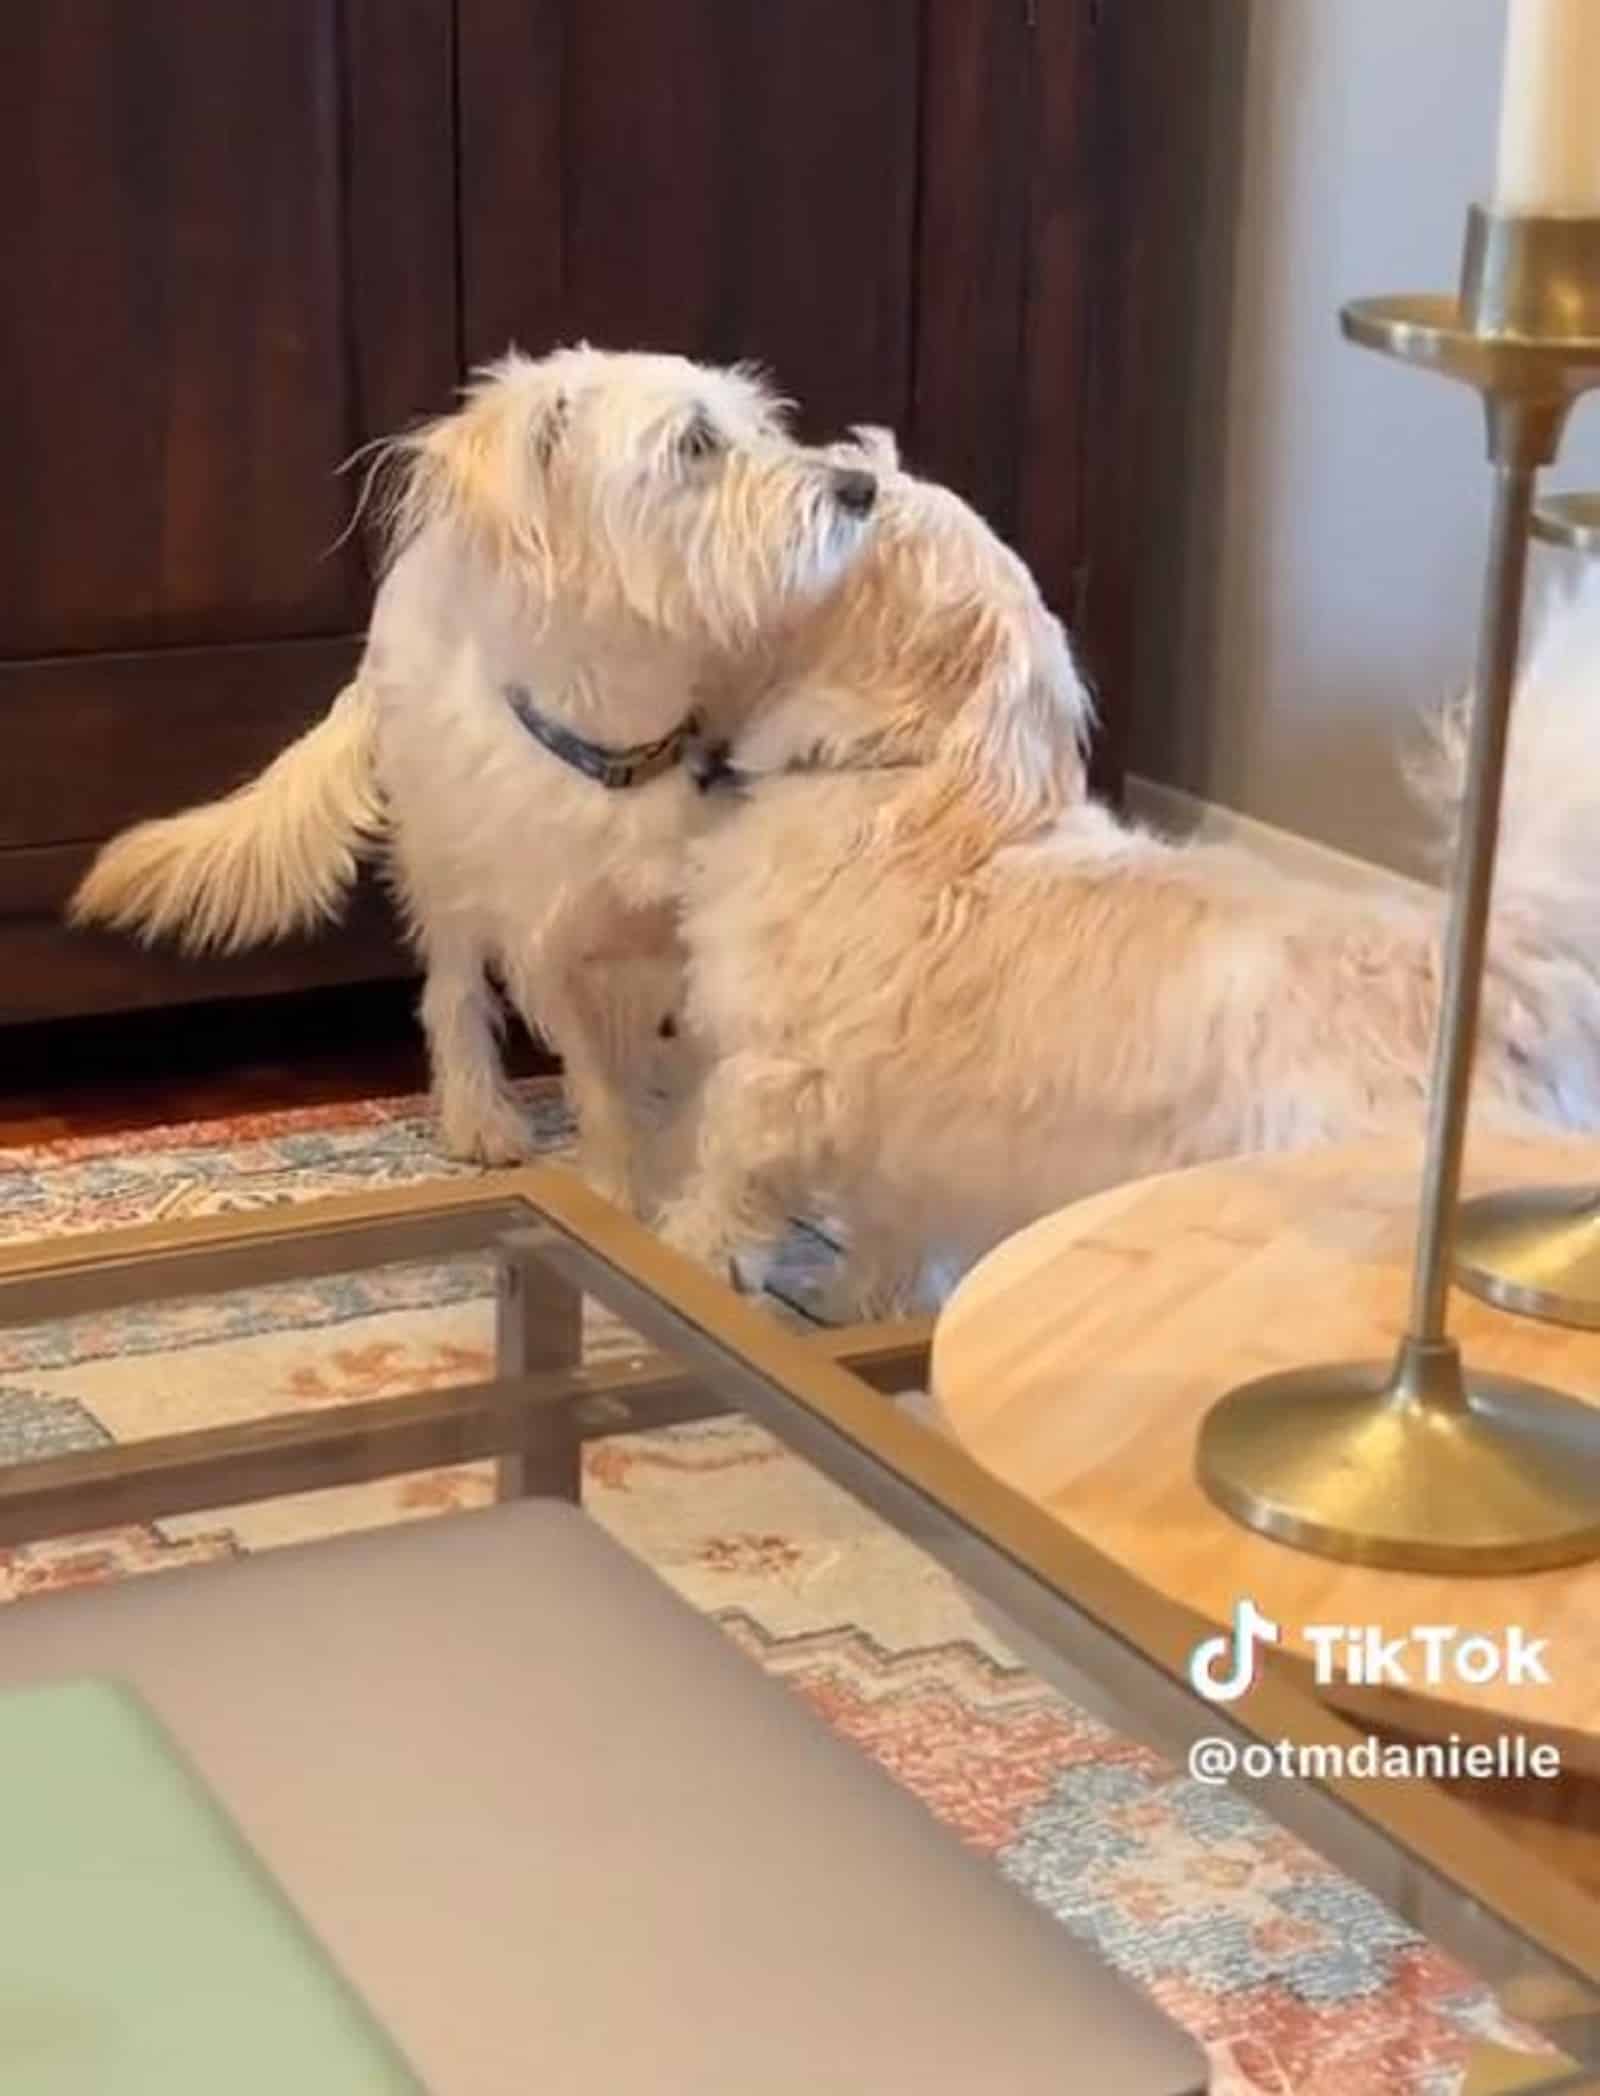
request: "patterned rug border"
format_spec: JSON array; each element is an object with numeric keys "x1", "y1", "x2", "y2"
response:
[{"x1": 0, "y1": 1083, "x2": 462, "y2": 1173}]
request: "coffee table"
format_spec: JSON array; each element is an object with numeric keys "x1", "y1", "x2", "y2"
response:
[
  {"x1": 933, "y1": 1133, "x2": 1600, "y2": 2085},
  {"x1": 4, "y1": 1163, "x2": 1600, "y2": 2090}
]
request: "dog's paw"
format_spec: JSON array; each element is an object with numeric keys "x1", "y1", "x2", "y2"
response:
[
  {"x1": 812, "y1": 1260, "x2": 918, "y2": 1324},
  {"x1": 575, "y1": 1140, "x2": 644, "y2": 1216},
  {"x1": 439, "y1": 1098, "x2": 538, "y2": 1167},
  {"x1": 655, "y1": 1198, "x2": 737, "y2": 1271},
  {"x1": 805, "y1": 1273, "x2": 879, "y2": 1325},
  {"x1": 728, "y1": 1244, "x2": 780, "y2": 1297}
]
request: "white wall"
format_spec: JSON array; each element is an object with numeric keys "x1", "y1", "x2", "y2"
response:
[{"x1": 1132, "y1": 0, "x2": 1600, "y2": 876}]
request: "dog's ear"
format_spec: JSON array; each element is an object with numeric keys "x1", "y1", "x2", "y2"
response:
[
  {"x1": 887, "y1": 611, "x2": 1094, "y2": 864},
  {"x1": 844, "y1": 424, "x2": 900, "y2": 472},
  {"x1": 531, "y1": 388, "x2": 570, "y2": 472},
  {"x1": 946, "y1": 661, "x2": 1087, "y2": 824},
  {"x1": 380, "y1": 359, "x2": 559, "y2": 599}
]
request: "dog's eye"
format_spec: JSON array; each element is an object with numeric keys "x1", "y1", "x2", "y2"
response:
[{"x1": 679, "y1": 415, "x2": 724, "y2": 464}]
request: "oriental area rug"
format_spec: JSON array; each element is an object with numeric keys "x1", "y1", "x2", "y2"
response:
[{"x1": 0, "y1": 1080, "x2": 1552, "y2": 2095}]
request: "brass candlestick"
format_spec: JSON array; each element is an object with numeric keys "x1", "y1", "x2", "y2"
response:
[
  {"x1": 1196, "y1": 206, "x2": 1600, "y2": 1574},
  {"x1": 1453, "y1": 489, "x2": 1600, "y2": 1329},
  {"x1": 1533, "y1": 489, "x2": 1600, "y2": 551}
]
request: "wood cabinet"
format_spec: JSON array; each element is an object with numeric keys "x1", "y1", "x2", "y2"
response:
[
  {"x1": 1, "y1": 0, "x2": 455, "y2": 1021},
  {"x1": 2, "y1": 0, "x2": 1219, "y2": 1024}
]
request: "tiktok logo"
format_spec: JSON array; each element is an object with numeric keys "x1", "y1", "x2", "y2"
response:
[{"x1": 1188, "y1": 1598, "x2": 1282, "y2": 1703}]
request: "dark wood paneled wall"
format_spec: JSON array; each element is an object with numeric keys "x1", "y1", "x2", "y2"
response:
[
  {"x1": 2, "y1": 1, "x2": 1220, "y2": 1026},
  {"x1": 1, "y1": 1, "x2": 454, "y2": 1018},
  {"x1": 458, "y1": 0, "x2": 923, "y2": 439}
]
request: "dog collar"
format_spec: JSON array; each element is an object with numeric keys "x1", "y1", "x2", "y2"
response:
[
  {"x1": 698, "y1": 747, "x2": 924, "y2": 796},
  {"x1": 503, "y1": 683, "x2": 699, "y2": 791}
]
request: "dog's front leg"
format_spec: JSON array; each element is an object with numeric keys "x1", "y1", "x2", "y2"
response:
[{"x1": 656, "y1": 1053, "x2": 824, "y2": 1275}]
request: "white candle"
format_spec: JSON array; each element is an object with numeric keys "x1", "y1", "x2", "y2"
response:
[{"x1": 1493, "y1": 0, "x2": 1600, "y2": 213}]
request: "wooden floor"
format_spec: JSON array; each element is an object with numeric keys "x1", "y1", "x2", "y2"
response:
[{"x1": 0, "y1": 982, "x2": 553, "y2": 1144}]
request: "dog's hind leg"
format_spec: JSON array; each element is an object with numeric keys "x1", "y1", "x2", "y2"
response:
[
  {"x1": 419, "y1": 941, "x2": 534, "y2": 1165},
  {"x1": 529, "y1": 972, "x2": 649, "y2": 1213},
  {"x1": 510, "y1": 901, "x2": 684, "y2": 1214}
]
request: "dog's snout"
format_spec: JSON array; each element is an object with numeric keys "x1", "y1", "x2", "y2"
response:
[{"x1": 830, "y1": 467, "x2": 877, "y2": 518}]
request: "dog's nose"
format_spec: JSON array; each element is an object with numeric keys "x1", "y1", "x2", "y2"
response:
[{"x1": 830, "y1": 467, "x2": 877, "y2": 517}]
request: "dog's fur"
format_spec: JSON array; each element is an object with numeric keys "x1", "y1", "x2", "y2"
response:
[
  {"x1": 662, "y1": 466, "x2": 1600, "y2": 1311},
  {"x1": 71, "y1": 347, "x2": 878, "y2": 1198}
]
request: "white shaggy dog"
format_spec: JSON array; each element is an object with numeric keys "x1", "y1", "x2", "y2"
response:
[
  {"x1": 662, "y1": 461, "x2": 1600, "y2": 1312},
  {"x1": 71, "y1": 346, "x2": 880, "y2": 1199}
]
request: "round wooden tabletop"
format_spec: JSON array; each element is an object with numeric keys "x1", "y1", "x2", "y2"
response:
[{"x1": 931, "y1": 1134, "x2": 1600, "y2": 1772}]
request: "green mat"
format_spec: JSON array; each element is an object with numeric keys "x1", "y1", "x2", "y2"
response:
[{"x1": 0, "y1": 1677, "x2": 421, "y2": 2093}]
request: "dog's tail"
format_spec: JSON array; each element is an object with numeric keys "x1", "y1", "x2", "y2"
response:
[
  {"x1": 1416, "y1": 563, "x2": 1600, "y2": 917},
  {"x1": 69, "y1": 679, "x2": 385, "y2": 953},
  {"x1": 1412, "y1": 564, "x2": 1600, "y2": 1120}
]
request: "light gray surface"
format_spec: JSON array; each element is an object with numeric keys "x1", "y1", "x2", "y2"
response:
[
  {"x1": 1132, "y1": 0, "x2": 1600, "y2": 875},
  {"x1": 0, "y1": 1502, "x2": 1206, "y2": 2095}
]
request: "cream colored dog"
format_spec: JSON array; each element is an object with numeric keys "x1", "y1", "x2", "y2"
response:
[
  {"x1": 71, "y1": 347, "x2": 880, "y2": 1200},
  {"x1": 662, "y1": 462, "x2": 1600, "y2": 1311}
]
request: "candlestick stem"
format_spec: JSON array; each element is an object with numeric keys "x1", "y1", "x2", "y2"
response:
[{"x1": 1409, "y1": 459, "x2": 1535, "y2": 1349}]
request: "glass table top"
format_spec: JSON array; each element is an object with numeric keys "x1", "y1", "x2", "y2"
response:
[{"x1": 0, "y1": 1166, "x2": 1596, "y2": 2091}]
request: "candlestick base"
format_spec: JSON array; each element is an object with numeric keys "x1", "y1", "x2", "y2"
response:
[
  {"x1": 1533, "y1": 490, "x2": 1600, "y2": 552},
  {"x1": 1196, "y1": 1338, "x2": 1600, "y2": 1573},
  {"x1": 1455, "y1": 1184, "x2": 1600, "y2": 1327}
]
